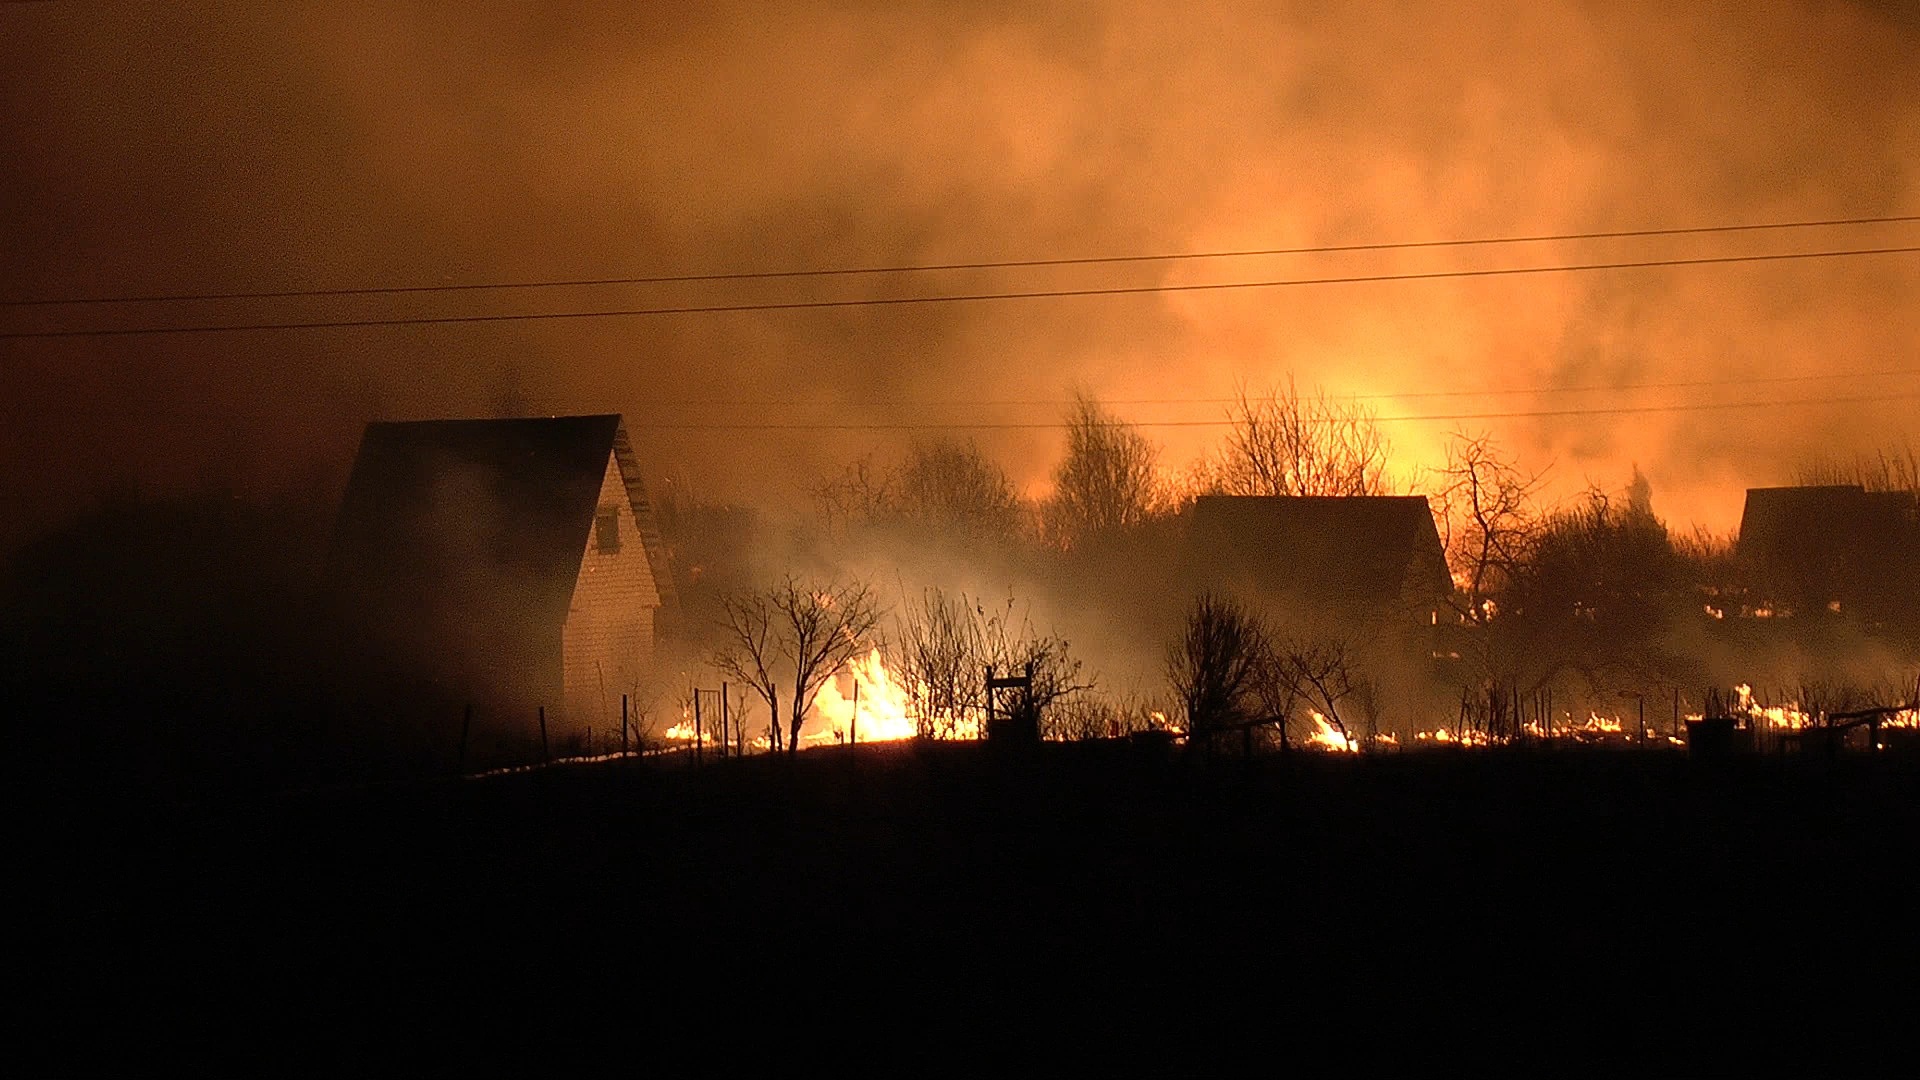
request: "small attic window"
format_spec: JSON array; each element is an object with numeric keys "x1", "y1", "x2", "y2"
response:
[{"x1": 595, "y1": 509, "x2": 621, "y2": 554}]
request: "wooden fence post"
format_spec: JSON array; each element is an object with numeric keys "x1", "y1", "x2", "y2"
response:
[
  {"x1": 539, "y1": 705, "x2": 549, "y2": 763},
  {"x1": 693, "y1": 688, "x2": 703, "y2": 766},
  {"x1": 621, "y1": 693, "x2": 629, "y2": 755}
]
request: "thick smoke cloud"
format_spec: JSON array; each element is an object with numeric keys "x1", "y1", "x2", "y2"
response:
[{"x1": 3, "y1": 0, "x2": 1916, "y2": 548}]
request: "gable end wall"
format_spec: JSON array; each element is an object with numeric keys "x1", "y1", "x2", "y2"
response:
[{"x1": 561, "y1": 451, "x2": 663, "y2": 725}]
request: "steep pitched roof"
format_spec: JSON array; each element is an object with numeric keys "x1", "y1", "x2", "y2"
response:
[
  {"x1": 610, "y1": 424, "x2": 677, "y2": 609},
  {"x1": 328, "y1": 415, "x2": 665, "y2": 628},
  {"x1": 1186, "y1": 495, "x2": 1451, "y2": 617},
  {"x1": 1736, "y1": 484, "x2": 1919, "y2": 609},
  {"x1": 1738, "y1": 485, "x2": 1872, "y2": 557},
  {"x1": 1738, "y1": 485, "x2": 1915, "y2": 554}
]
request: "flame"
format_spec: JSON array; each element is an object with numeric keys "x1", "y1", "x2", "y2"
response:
[
  {"x1": 1414, "y1": 726, "x2": 1492, "y2": 746},
  {"x1": 673, "y1": 649, "x2": 1001, "y2": 751},
  {"x1": 1732, "y1": 683, "x2": 1814, "y2": 730},
  {"x1": 1409, "y1": 709, "x2": 1658, "y2": 748},
  {"x1": 811, "y1": 647, "x2": 928, "y2": 743},
  {"x1": 663, "y1": 696, "x2": 753, "y2": 747},
  {"x1": 1303, "y1": 710, "x2": 1359, "y2": 753},
  {"x1": 1147, "y1": 709, "x2": 1186, "y2": 736}
]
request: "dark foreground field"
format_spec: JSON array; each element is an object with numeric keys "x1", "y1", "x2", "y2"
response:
[{"x1": 25, "y1": 742, "x2": 1920, "y2": 1063}]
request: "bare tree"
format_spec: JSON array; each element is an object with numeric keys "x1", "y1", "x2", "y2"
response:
[
  {"x1": 893, "y1": 438, "x2": 1023, "y2": 538},
  {"x1": 1246, "y1": 643, "x2": 1299, "y2": 753},
  {"x1": 891, "y1": 587, "x2": 1092, "y2": 738},
  {"x1": 1166, "y1": 593, "x2": 1271, "y2": 745},
  {"x1": 770, "y1": 576, "x2": 884, "y2": 755},
  {"x1": 893, "y1": 587, "x2": 986, "y2": 738},
  {"x1": 617, "y1": 670, "x2": 672, "y2": 752},
  {"x1": 1795, "y1": 440, "x2": 1920, "y2": 496},
  {"x1": 811, "y1": 454, "x2": 896, "y2": 536},
  {"x1": 1276, "y1": 635, "x2": 1365, "y2": 747},
  {"x1": 712, "y1": 587, "x2": 784, "y2": 752},
  {"x1": 1434, "y1": 429, "x2": 1543, "y2": 627},
  {"x1": 1501, "y1": 487, "x2": 1691, "y2": 704},
  {"x1": 977, "y1": 593, "x2": 1091, "y2": 732},
  {"x1": 812, "y1": 440, "x2": 1025, "y2": 540},
  {"x1": 1046, "y1": 393, "x2": 1164, "y2": 545},
  {"x1": 1204, "y1": 376, "x2": 1395, "y2": 497},
  {"x1": 1040, "y1": 696, "x2": 1110, "y2": 741}
]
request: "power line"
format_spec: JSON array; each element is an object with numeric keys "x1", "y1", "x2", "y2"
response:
[
  {"x1": 5, "y1": 212, "x2": 1915, "y2": 308},
  {"x1": 618, "y1": 390, "x2": 1920, "y2": 431},
  {"x1": 5, "y1": 245, "x2": 1915, "y2": 341}
]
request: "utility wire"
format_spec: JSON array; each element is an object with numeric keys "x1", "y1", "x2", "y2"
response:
[
  {"x1": 4, "y1": 213, "x2": 1915, "y2": 308},
  {"x1": 5, "y1": 245, "x2": 1915, "y2": 341},
  {"x1": 611, "y1": 390, "x2": 1920, "y2": 430}
]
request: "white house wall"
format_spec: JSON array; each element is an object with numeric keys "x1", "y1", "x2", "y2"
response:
[{"x1": 561, "y1": 451, "x2": 663, "y2": 726}]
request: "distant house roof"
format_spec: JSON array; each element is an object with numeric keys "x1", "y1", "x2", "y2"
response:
[
  {"x1": 327, "y1": 415, "x2": 673, "y2": 635},
  {"x1": 1186, "y1": 495, "x2": 1451, "y2": 621},
  {"x1": 1736, "y1": 484, "x2": 1918, "y2": 611},
  {"x1": 1737, "y1": 485, "x2": 1914, "y2": 556}
]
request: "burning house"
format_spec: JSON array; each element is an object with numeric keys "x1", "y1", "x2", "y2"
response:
[{"x1": 327, "y1": 415, "x2": 676, "y2": 727}]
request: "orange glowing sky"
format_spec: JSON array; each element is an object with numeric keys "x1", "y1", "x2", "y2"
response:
[{"x1": 2, "y1": 1, "x2": 1916, "y2": 544}]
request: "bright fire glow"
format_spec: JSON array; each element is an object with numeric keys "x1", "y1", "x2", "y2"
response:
[
  {"x1": 812, "y1": 647, "x2": 924, "y2": 743},
  {"x1": 1732, "y1": 683, "x2": 1814, "y2": 730},
  {"x1": 1415, "y1": 726, "x2": 1493, "y2": 746},
  {"x1": 1304, "y1": 710, "x2": 1358, "y2": 752}
]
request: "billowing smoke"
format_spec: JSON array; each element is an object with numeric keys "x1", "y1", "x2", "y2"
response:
[{"x1": 3, "y1": 0, "x2": 1917, "y2": 550}]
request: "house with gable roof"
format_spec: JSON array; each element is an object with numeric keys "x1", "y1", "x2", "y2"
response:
[{"x1": 327, "y1": 415, "x2": 675, "y2": 727}]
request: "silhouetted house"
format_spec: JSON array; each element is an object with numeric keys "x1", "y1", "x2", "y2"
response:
[
  {"x1": 1185, "y1": 495, "x2": 1453, "y2": 632},
  {"x1": 1736, "y1": 484, "x2": 1919, "y2": 625},
  {"x1": 327, "y1": 415, "x2": 675, "y2": 724},
  {"x1": 1180, "y1": 494, "x2": 1457, "y2": 736}
]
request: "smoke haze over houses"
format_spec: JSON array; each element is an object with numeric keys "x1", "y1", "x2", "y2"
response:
[
  {"x1": 13, "y1": 11, "x2": 1920, "y2": 1038},
  {"x1": 3, "y1": 0, "x2": 1917, "y2": 546}
]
